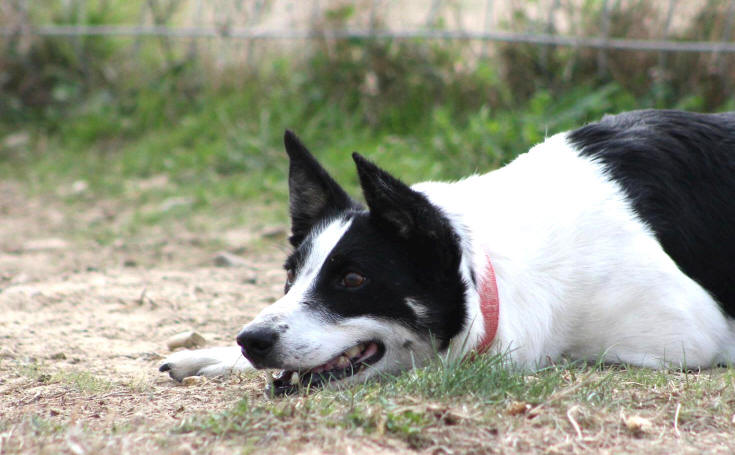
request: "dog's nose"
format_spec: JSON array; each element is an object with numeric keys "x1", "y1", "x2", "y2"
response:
[{"x1": 237, "y1": 327, "x2": 279, "y2": 367}]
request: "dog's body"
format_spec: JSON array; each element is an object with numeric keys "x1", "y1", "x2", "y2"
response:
[{"x1": 161, "y1": 110, "x2": 735, "y2": 393}]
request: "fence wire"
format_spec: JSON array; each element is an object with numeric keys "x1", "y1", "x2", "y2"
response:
[{"x1": 2, "y1": 0, "x2": 735, "y2": 54}]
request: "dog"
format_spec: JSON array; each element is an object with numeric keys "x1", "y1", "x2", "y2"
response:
[{"x1": 160, "y1": 109, "x2": 735, "y2": 395}]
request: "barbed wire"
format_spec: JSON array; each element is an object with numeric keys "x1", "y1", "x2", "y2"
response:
[{"x1": 2, "y1": 0, "x2": 735, "y2": 59}]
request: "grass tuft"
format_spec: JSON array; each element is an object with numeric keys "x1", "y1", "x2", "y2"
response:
[{"x1": 173, "y1": 356, "x2": 735, "y2": 452}]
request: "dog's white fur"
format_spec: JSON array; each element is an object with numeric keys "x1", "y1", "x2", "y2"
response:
[
  {"x1": 161, "y1": 132, "x2": 735, "y2": 381},
  {"x1": 430, "y1": 133, "x2": 733, "y2": 368}
]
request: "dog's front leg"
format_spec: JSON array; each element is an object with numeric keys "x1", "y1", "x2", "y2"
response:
[{"x1": 159, "y1": 346, "x2": 252, "y2": 382}]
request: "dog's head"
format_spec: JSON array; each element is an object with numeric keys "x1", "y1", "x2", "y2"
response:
[{"x1": 238, "y1": 131, "x2": 469, "y2": 394}]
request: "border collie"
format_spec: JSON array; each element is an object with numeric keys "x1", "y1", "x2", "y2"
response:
[{"x1": 160, "y1": 110, "x2": 735, "y2": 395}]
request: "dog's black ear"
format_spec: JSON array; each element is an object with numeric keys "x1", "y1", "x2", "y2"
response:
[
  {"x1": 352, "y1": 152, "x2": 453, "y2": 242},
  {"x1": 285, "y1": 130, "x2": 357, "y2": 246}
]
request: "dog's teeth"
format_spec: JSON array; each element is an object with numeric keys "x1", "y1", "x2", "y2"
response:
[
  {"x1": 290, "y1": 371, "x2": 300, "y2": 385},
  {"x1": 345, "y1": 345, "x2": 362, "y2": 359},
  {"x1": 336, "y1": 355, "x2": 350, "y2": 368}
]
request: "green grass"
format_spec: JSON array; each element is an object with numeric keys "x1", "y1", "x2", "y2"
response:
[
  {"x1": 175, "y1": 356, "x2": 735, "y2": 451},
  {"x1": 12, "y1": 358, "x2": 113, "y2": 394},
  {"x1": 52, "y1": 370, "x2": 114, "y2": 393},
  {"x1": 0, "y1": 81, "x2": 663, "y2": 234}
]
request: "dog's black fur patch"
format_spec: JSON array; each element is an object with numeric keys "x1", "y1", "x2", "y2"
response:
[
  {"x1": 305, "y1": 212, "x2": 467, "y2": 348},
  {"x1": 284, "y1": 140, "x2": 468, "y2": 349},
  {"x1": 569, "y1": 110, "x2": 735, "y2": 314}
]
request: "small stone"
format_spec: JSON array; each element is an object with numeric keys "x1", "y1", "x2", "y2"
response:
[
  {"x1": 181, "y1": 376, "x2": 207, "y2": 386},
  {"x1": 290, "y1": 371, "x2": 300, "y2": 385},
  {"x1": 213, "y1": 251, "x2": 249, "y2": 268},
  {"x1": 49, "y1": 352, "x2": 66, "y2": 360},
  {"x1": 624, "y1": 415, "x2": 652, "y2": 435},
  {"x1": 166, "y1": 331, "x2": 206, "y2": 351},
  {"x1": 506, "y1": 401, "x2": 531, "y2": 416}
]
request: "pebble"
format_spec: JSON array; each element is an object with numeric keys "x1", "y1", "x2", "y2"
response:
[
  {"x1": 181, "y1": 376, "x2": 207, "y2": 386},
  {"x1": 624, "y1": 415, "x2": 652, "y2": 435},
  {"x1": 166, "y1": 331, "x2": 206, "y2": 351},
  {"x1": 213, "y1": 251, "x2": 249, "y2": 268}
]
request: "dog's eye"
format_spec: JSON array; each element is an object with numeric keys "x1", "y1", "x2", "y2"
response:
[{"x1": 340, "y1": 272, "x2": 366, "y2": 288}]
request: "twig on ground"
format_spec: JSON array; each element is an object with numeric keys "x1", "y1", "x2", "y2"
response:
[{"x1": 567, "y1": 405, "x2": 583, "y2": 439}]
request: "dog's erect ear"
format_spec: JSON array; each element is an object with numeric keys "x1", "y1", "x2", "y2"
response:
[
  {"x1": 285, "y1": 130, "x2": 357, "y2": 246},
  {"x1": 352, "y1": 152, "x2": 453, "y2": 242}
]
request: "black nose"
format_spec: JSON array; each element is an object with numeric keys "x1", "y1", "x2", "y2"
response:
[{"x1": 237, "y1": 327, "x2": 279, "y2": 367}]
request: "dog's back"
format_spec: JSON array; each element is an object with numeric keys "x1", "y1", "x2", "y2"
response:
[{"x1": 569, "y1": 110, "x2": 735, "y2": 311}]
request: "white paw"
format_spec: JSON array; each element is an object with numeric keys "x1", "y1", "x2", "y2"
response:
[{"x1": 158, "y1": 346, "x2": 252, "y2": 382}]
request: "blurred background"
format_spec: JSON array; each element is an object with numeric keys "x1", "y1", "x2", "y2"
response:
[{"x1": 1, "y1": 0, "x2": 734, "y2": 229}]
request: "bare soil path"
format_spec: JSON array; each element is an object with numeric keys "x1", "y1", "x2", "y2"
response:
[{"x1": 0, "y1": 181, "x2": 285, "y2": 454}]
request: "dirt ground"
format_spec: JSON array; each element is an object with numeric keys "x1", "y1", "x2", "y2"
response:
[
  {"x1": 0, "y1": 181, "x2": 291, "y2": 454},
  {"x1": 2, "y1": 180, "x2": 735, "y2": 455}
]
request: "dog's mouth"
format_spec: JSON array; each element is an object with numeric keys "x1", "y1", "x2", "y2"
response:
[{"x1": 266, "y1": 341, "x2": 385, "y2": 396}]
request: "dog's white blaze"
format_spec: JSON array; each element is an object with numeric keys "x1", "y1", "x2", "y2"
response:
[
  {"x1": 416, "y1": 132, "x2": 734, "y2": 369},
  {"x1": 248, "y1": 217, "x2": 353, "y2": 325}
]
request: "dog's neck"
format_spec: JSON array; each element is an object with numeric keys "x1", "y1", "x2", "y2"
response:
[{"x1": 476, "y1": 254, "x2": 499, "y2": 353}]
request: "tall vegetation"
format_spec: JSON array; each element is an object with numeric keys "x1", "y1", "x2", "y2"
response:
[{"x1": 1, "y1": 1, "x2": 734, "y2": 195}]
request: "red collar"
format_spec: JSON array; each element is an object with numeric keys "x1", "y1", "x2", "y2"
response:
[{"x1": 476, "y1": 254, "x2": 499, "y2": 353}]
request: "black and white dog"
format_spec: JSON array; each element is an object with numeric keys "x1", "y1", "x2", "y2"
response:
[{"x1": 160, "y1": 110, "x2": 735, "y2": 395}]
